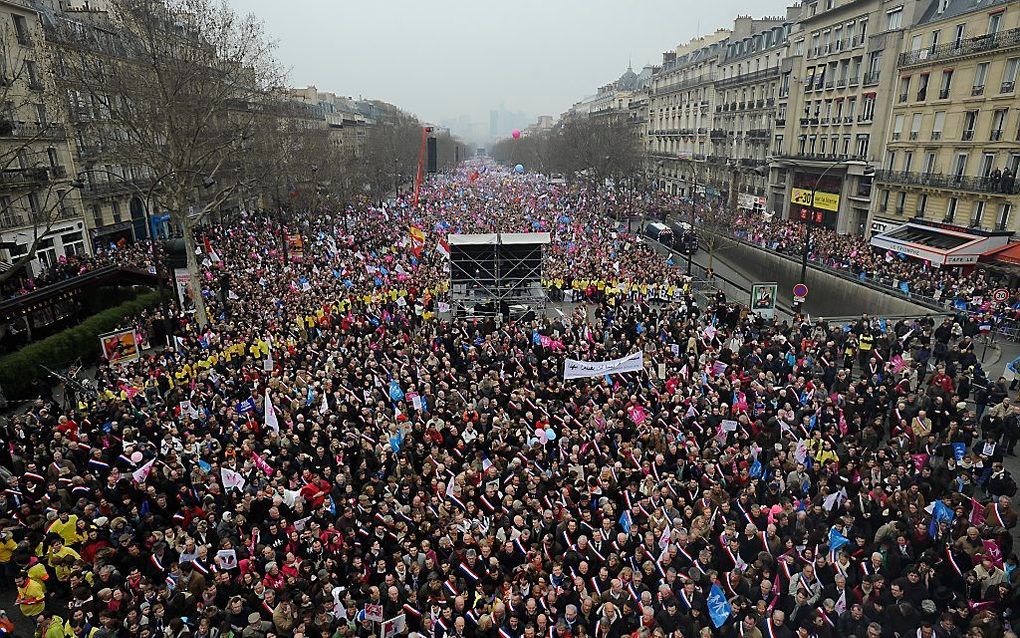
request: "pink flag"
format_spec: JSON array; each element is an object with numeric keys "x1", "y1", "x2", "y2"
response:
[
  {"x1": 981, "y1": 539, "x2": 1003, "y2": 568},
  {"x1": 969, "y1": 498, "x2": 987, "y2": 526},
  {"x1": 132, "y1": 458, "x2": 155, "y2": 484},
  {"x1": 910, "y1": 454, "x2": 928, "y2": 471},
  {"x1": 838, "y1": 410, "x2": 848, "y2": 436},
  {"x1": 891, "y1": 355, "x2": 906, "y2": 373},
  {"x1": 251, "y1": 451, "x2": 274, "y2": 476},
  {"x1": 628, "y1": 405, "x2": 648, "y2": 426}
]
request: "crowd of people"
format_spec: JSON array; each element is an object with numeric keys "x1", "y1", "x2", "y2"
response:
[
  {"x1": 2, "y1": 242, "x2": 161, "y2": 300},
  {"x1": 0, "y1": 163, "x2": 1018, "y2": 638}
]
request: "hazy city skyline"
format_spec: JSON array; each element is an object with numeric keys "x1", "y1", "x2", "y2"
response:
[{"x1": 231, "y1": 0, "x2": 793, "y2": 142}]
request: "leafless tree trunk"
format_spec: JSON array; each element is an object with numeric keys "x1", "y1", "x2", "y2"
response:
[{"x1": 56, "y1": 0, "x2": 283, "y2": 327}]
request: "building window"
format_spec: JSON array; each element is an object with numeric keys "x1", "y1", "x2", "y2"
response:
[
  {"x1": 939, "y1": 69, "x2": 953, "y2": 99},
  {"x1": 895, "y1": 191, "x2": 906, "y2": 214},
  {"x1": 92, "y1": 204, "x2": 103, "y2": 228},
  {"x1": 979, "y1": 152, "x2": 995, "y2": 178},
  {"x1": 962, "y1": 111, "x2": 978, "y2": 140},
  {"x1": 917, "y1": 193, "x2": 928, "y2": 215},
  {"x1": 973, "y1": 63, "x2": 989, "y2": 95},
  {"x1": 887, "y1": 8, "x2": 903, "y2": 30},
  {"x1": 12, "y1": 15, "x2": 32, "y2": 46},
  {"x1": 856, "y1": 133, "x2": 870, "y2": 158},
  {"x1": 988, "y1": 11, "x2": 1003, "y2": 35},
  {"x1": 924, "y1": 151, "x2": 937, "y2": 173},
  {"x1": 953, "y1": 153, "x2": 968, "y2": 177},
  {"x1": 111, "y1": 202, "x2": 122, "y2": 224},
  {"x1": 899, "y1": 76, "x2": 910, "y2": 102},
  {"x1": 1001, "y1": 58, "x2": 1020, "y2": 94},
  {"x1": 971, "y1": 201, "x2": 985, "y2": 227},
  {"x1": 932, "y1": 111, "x2": 946, "y2": 139},
  {"x1": 917, "y1": 73, "x2": 929, "y2": 101},
  {"x1": 910, "y1": 114, "x2": 922, "y2": 140},
  {"x1": 946, "y1": 197, "x2": 958, "y2": 221},
  {"x1": 893, "y1": 114, "x2": 905, "y2": 140},
  {"x1": 998, "y1": 202, "x2": 1012, "y2": 229},
  {"x1": 991, "y1": 109, "x2": 1006, "y2": 141},
  {"x1": 881, "y1": 189, "x2": 890, "y2": 211}
]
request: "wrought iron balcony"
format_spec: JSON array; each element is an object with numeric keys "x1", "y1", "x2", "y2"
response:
[
  {"x1": 0, "y1": 167, "x2": 50, "y2": 186},
  {"x1": 899, "y1": 27, "x2": 1020, "y2": 68},
  {"x1": 874, "y1": 169, "x2": 1020, "y2": 194}
]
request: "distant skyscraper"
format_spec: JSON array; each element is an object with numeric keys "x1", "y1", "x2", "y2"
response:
[{"x1": 489, "y1": 110, "x2": 499, "y2": 138}]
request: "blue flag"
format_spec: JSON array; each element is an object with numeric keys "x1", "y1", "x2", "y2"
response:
[
  {"x1": 707, "y1": 584, "x2": 732, "y2": 628},
  {"x1": 618, "y1": 511, "x2": 632, "y2": 534},
  {"x1": 749, "y1": 458, "x2": 762, "y2": 478},
  {"x1": 828, "y1": 527, "x2": 850, "y2": 554},
  {"x1": 236, "y1": 396, "x2": 256, "y2": 414},
  {"x1": 389, "y1": 380, "x2": 405, "y2": 402},
  {"x1": 197, "y1": 460, "x2": 212, "y2": 473},
  {"x1": 952, "y1": 442, "x2": 967, "y2": 461},
  {"x1": 306, "y1": 387, "x2": 315, "y2": 406},
  {"x1": 929, "y1": 500, "x2": 954, "y2": 537},
  {"x1": 953, "y1": 299, "x2": 969, "y2": 311},
  {"x1": 1007, "y1": 355, "x2": 1020, "y2": 375},
  {"x1": 389, "y1": 428, "x2": 405, "y2": 453},
  {"x1": 899, "y1": 281, "x2": 910, "y2": 293},
  {"x1": 327, "y1": 496, "x2": 336, "y2": 516},
  {"x1": 879, "y1": 319, "x2": 888, "y2": 333}
]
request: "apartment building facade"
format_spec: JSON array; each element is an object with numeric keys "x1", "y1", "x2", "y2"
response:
[
  {"x1": 0, "y1": 0, "x2": 88, "y2": 276},
  {"x1": 647, "y1": 30, "x2": 730, "y2": 197},
  {"x1": 769, "y1": 0, "x2": 921, "y2": 235},
  {"x1": 715, "y1": 13, "x2": 796, "y2": 212},
  {"x1": 868, "y1": 0, "x2": 1020, "y2": 266}
]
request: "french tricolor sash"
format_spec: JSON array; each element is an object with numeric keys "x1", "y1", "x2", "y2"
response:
[
  {"x1": 992, "y1": 504, "x2": 1006, "y2": 528},
  {"x1": 150, "y1": 554, "x2": 165, "y2": 573},
  {"x1": 459, "y1": 562, "x2": 480, "y2": 582},
  {"x1": 443, "y1": 580, "x2": 459, "y2": 598}
]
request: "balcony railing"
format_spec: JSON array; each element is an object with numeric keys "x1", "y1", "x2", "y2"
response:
[
  {"x1": 874, "y1": 169, "x2": 1020, "y2": 194},
  {"x1": 0, "y1": 167, "x2": 50, "y2": 186},
  {"x1": 962, "y1": 130, "x2": 975, "y2": 141},
  {"x1": 863, "y1": 71, "x2": 881, "y2": 86},
  {"x1": 938, "y1": 88, "x2": 950, "y2": 99},
  {"x1": 1002, "y1": 81, "x2": 1016, "y2": 93},
  {"x1": 710, "y1": 129, "x2": 726, "y2": 140},
  {"x1": 654, "y1": 73, "x2": 718, "y2": 95},
  {"x1": 972, "y1": 85, "x2": 985, "y2": 96},
  {"x1": 775, "y1": 152, "x2": 870, "y2": 163},
  {"x1": 0, "y1": 121, "x2": 66, "y2": 140},
  {"x1": 991, "y1": 130, "x2": 1004, "y2": 141},
  {"x1": 747, "y1": 129, "x2": 770, "y2": 140},
  {"x1": 899, "y1": 27, "x2": 1020, "y2": 67},
  {"x1": 713, "y1": 67, "x2": 781, "y2": 92},
  {"x1": 898, "y1": 92, "x2": 909, "y2": 103}
]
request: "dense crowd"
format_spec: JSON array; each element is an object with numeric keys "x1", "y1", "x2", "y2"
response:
[
  {"x1": 727, "y1": 214, "x2": 1007, "y2": 312},
  {"x1": 3, "y1": 242, "x2": 161, "y2": 300},
  {"x1": 1, "y1": 164, "x2": 1018, "y2": 638}
]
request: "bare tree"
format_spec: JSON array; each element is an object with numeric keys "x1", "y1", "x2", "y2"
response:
[
  {"x1": 57, "y1": 0, "x2": 284, "y2": 327},
  {"x1": 0, "y1": 12, "x2": 82, "y2": 284},
  {"x1": 357, "y1": 110, "x2": 421, "y2": 201},
  {"x1": 548, "y1": 113, "x2": 642, "y2": 193}
]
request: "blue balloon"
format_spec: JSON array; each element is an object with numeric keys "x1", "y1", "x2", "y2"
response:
[{"x1": 514, "y1": 164, "x2": 524, "y2": 174}]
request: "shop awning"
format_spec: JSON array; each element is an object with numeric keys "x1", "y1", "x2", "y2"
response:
[
  {"x1": 981, "y1": 242, "x2": 1020, "y2": 266},
  {"x1": 870, "y1": 220, "x2": 1011, "y2": 266}
]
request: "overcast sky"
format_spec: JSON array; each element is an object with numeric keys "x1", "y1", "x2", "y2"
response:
[{"x1": 231, "y1": 0, "x2": 791, "y2": 138}]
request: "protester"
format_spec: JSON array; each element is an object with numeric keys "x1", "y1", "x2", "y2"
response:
[{"x1": 0, "y1": 163, "x2": 1017, "y2": 638}]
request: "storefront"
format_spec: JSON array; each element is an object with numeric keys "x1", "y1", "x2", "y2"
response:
[
  {"x1": 788, "y1": 172, "x2": 843, "y2": 230},
  {"x1": 870, "y1": 219, "x2": 1012, "y2": 269}
]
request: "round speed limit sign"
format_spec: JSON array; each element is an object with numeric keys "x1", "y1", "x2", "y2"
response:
[{"x1": 993, "y1": 288, "x2": 1009, "y2": 303}]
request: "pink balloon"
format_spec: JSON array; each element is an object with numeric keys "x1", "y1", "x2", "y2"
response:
[
  {"x1": 130, "y1": 451, "x2": 143, "y2": 463},
  {"x1": 534, "y1": 427, "x2": 545, "y2": 439},
  {"x1": 512, "y1": 130, "x2": 521, "y2": 139}
]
